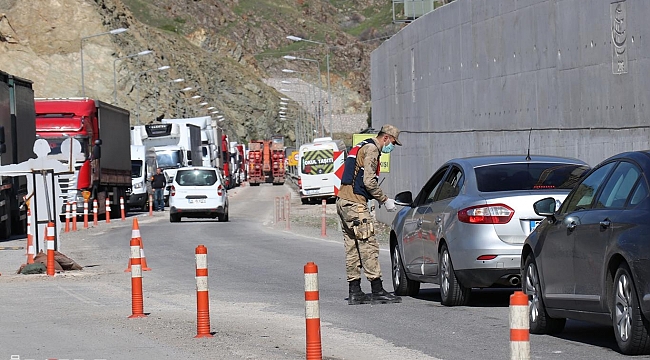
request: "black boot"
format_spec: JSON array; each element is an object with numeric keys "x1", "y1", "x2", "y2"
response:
[
  {"x1": 370, "y1": 278, "x2": 402, "y2": 304},
  {"x1": 348, "y1": 279, "x2": 370, "y2": 305}
]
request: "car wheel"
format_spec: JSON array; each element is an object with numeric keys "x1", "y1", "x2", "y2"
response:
[
  {"x1": 523, "y1": 254, "x2": 565, "y2": 334},
  {"x1": 439, "y1": 244, "x2": 470, "y2": 306},
  {"x1": 391, "y1": 243, "x2": 420, "y2": 296},
  {"x1": 301, "y1": 198, "x2": 309, "y2": 205},
  {"x1": 170, "y1": 214, "x2": 180, "y2": 223},
  {"x1": 613, "y1": 265, "x2": 650, "y2": 355}
]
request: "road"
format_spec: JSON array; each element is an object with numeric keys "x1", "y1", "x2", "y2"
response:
[{"x1": 0, "y1": 184, "x2": 645, "y2": 360}]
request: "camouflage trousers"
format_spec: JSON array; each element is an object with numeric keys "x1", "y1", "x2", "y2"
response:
[{"x1": 336, "y1": 198, "x2": 381, "y2": 282}]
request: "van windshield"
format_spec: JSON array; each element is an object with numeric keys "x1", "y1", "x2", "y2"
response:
[
  {"x1": 156, "y1": 150, "x2": 182, "y2": 168},
  {"x1": 131, "y1": 160, "x2": 143, "y2": 179},
  {"x1": 475, "y1": 163, "x2": 590, "y2": 192},
  {"x1": 301, "y1": 149, "x2": 334, "y2": 175}
]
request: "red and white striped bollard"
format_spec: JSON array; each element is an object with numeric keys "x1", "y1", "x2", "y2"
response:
[
  {"x1": 105, "y1": 198, "x2": 111, "y2": 223},
  {"x1": 120, "y1": 196, "x2": 126, "y2": 220},
  {"x1": 510, "y1": 291, "x2": 530, "y2": 359},
  {"x1": 195, "y1": 244, "x2": 213, "y2": 338},
  {"x1": 304, "y1": 262, "x2": 322, "y2": 359}
]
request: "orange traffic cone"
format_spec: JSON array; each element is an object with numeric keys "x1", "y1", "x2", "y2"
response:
[{"x1": 125, "y1": 218, "x2": 151, "y2": 272}]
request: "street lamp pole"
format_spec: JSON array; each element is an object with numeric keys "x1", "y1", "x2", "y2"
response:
[
  {"x1": 81, "y1": 27, "x2": 128, "y2": 97},
  {"x1": 113, "y1": 50, "x2": 153, "y2": 104},
  {"x1": 286, "y1": 35, "x2": 333, "y2": 138},
  {"x1": 136, "y1": 65, "x2": 171, "y2": 125}
]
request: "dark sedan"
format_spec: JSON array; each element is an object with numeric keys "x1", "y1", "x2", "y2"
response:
[{"x1": 522, "y1": 150, "x2": 650, "y2": 355}]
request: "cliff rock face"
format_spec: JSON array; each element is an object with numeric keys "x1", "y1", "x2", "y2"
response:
[{"x1": 0, "y1": 0, "x2": 393, "y2": 143}]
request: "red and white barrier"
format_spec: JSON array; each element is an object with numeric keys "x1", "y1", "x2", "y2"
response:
[
  {"x1": 285, "y1": 193, "x2": 291, "y2": 230},
  {"x1": 510, "y1": 291, "x2": 530, "y2": 360},
  {"x1": 304, "y1": 262, "x2": 322, "y2": 359},
  {"x1": 26, "y1": 206, "x2": 34, "y2": 265},
  {"x1": 71, "y1": 201, "x2": 78, "y2": 231},
  {"x1": 128, "y1": 221, "x2": 146, "y2": 319},
  {"x1": 148, "y1": 194, "x2": 153, "y2": 216},
  {"x1": 105, "y1": 198, "x2": 111, "y2": 224},
  {"x1": 195, "y1": 244, "x2": 213, "y2": 338},
  {"x1": 120, "y1": 196, "x2": 126, "y2": 220},
  {"x1": 46, "y1": 222, "x2": 55, "y2": 277},
  {"x1": 64, "y1": 201, "x2": 71, "y2": 233},
  {"x1": 83, "y1": 199, "x2": 89, "y2": 229},
  {"x1": 321, "y1": 199, "x2": 327, "y2": 237},
  {"x1": 93, "y1": 199, "x2": 98, "y2": 226}
]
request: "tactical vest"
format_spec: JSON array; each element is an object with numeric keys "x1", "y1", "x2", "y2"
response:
[{"x1": 341, "y1": 139, "x2": 381, "y2": 201}]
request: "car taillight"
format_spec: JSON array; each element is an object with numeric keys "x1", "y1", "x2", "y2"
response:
[
  {"x1": 457, "y1": 204, "x2": 514, "y2": 224},
  {"x1": 170, "y1": 185, "x2": 176, "y2": 197},
  {"x1": 217, "y1": 184, "x2": 223, "y2": 196},
  {"x1": 298, "y1": 178, "x2": 302, "y2": 188}
]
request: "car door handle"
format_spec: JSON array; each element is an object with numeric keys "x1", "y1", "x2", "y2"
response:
[
  {"x1": 416, "y1": 218, "x2": 423, "y2": 228},
  {"x1": 600, "y1": 220, "x2": 611, "y2": 228},
  {"x1": 567, "y1": 221, "x2": 577, "y2": 231}
]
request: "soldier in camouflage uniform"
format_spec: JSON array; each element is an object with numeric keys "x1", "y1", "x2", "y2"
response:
[{"x1": 336, "y1": 124, "x2": 402, "y2": 305}]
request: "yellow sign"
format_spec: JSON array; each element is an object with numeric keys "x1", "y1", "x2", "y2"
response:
[
  {"x1": 287, "y1": 151, "x2": 299, "y2": 166},
  {"x1": 352, "y1": 134, "x2": 390, "y2": 173}
]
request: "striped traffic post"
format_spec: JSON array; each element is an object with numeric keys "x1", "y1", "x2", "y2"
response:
[
  {"x1": 64, "y1": 201, "x2": 71, "y2": 233},
  {"x1": 275, "y1": 197, "x2": 280, "y2": 223},
  {"x1": 195, "y1": 245, "x2": 213, "y2": 338},
  {"x1": 320, "y1": 199, "x2": 327, "y2": 237},
  {"x1": 285, "y1": 193, "x2": 291, "y2": 230},
  {"x1": 304, "y1": 262, "x2": 322, "y2": 360},
  {"x1": 120, "y1": 196, "x2": 126, "y2": 220},
  {"x1": 46, "y1": 222, "x2": 55, "y2": 277},
  {"x1": 148, "y1": 194, "x2": 153, "y2": 216},
  {"x1": 83, "y1": 199, "x2": 89, "y2": 228},
  {"x1": 93, "y1": 199, "x2": 98, "y2": 225},
  {"x1": 128, "y1": 226, "x2": 146, "y2": 319},
  {"x1": 71, "y1": 201, "x2": 78, "y2": 231},
  {"x1": 25, "y1": 205, "x2": 34, "y2": 264},
  {"x1": 510, "y1": 291, "x2": 530, "y2": 360},
  {"x1": 105, "y1": 198, "x2": 111, "y2": 224}
]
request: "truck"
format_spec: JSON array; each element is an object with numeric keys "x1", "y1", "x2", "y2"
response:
[
  {"x1": 0, "y1": 72, "x2": 36, "y2": 239},
  {"x1": 162, "y1": 116, "x2": 218, "y2": 168},
  {"x1": 246, "y1": 136, "x2": 286, "y2": 186},
  {"x1": 233, "y1": 143, "x2": 246, "y2": 185},
  {"x1": 270, "y1": 135, "x2": 286, "y2": 185},
  {"x1": 34, "y1": 98, "x2": 131, "y2": 216},
  {"x1": 132, "y1": 123, "x2": 185, "y2": 202},
  {"x1": 298, "y1": 137, "x2": 346, "y2": 204}
]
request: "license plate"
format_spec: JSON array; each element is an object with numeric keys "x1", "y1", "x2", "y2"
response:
[
  {"x1": 530, "y1": 220, "x2": 542, "y2": 232},
  {"x1": 305, "y1": 189, "x2": 319, "y2": 195},
  {"x1": 189, "y1": 199, "x2": 206, "y2": 204}
]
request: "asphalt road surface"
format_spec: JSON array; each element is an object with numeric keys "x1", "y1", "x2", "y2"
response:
[{"x1": 0, "y1": 184, "x2": 646, "y2": 360}]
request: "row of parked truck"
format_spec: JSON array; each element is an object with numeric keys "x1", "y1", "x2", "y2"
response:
[
  {"x1": 0, "y1": 67, "x2": 256, "y2": 241},
  {"x1": 129, "y1": 116, "x2": 249, "y2": 208}
]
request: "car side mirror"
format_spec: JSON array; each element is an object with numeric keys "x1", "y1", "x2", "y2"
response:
[
  {"x1": 534, "y1": 197, "x2": 557, "y2": 217},
  {"x1": 394, "y1": 191, "x2": 413, "y2": 207}
]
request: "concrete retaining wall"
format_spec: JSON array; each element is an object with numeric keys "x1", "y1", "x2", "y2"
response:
[{"x1": 370, "y1": 0, "x2": 650, "y2": 223}]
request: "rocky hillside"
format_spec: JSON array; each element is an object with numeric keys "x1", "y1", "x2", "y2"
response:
[{"x1": 0, "y1": 0, "x2": 401, "y2": 145}]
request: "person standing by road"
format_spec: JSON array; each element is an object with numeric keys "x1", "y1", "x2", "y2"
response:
[
  {"x1": 151, "y1": 168, "x2": 166, "y2": 212},
  {"x1": 336, "y1": 124, "x2": 402, "y2": 305}
]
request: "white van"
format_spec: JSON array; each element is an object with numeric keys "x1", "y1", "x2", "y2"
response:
[
  {"x1": 128, "y1": 145, "x2": 148, "y2": 210},
  {"x1": 298, "y1": 137, "x2": 346, "y2": 204}
]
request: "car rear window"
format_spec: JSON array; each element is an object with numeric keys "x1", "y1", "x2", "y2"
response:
[
  {"x1": 475, "y1": 163, "x2": 590, "y2": 192},
  {"x1": 176, "y1": 169, "x2": 218, "y2": 186}
]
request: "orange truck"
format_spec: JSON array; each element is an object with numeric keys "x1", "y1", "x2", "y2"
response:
[{"x1": 247, "y1": 136, "x2": 285, "y2": 185}]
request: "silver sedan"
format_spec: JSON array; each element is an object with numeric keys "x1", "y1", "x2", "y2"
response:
[{"x1": 390, "y1": 155, "x2": 590, "y2": 306}]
